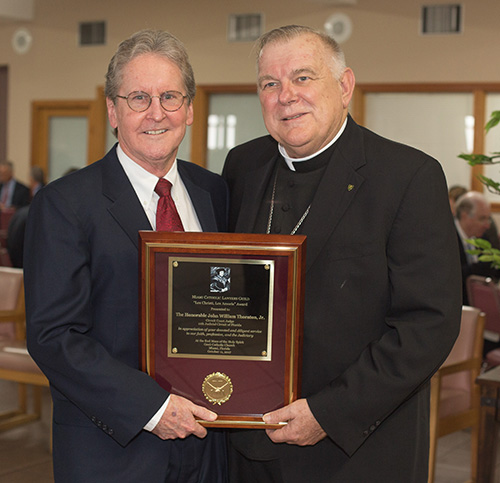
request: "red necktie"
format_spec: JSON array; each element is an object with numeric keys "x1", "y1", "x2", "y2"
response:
[{"x1": 154, "y1": 178, "x2": 184, "y2": 231}]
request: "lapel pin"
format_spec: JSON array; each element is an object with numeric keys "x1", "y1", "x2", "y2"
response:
[{"x1": 347, "y1": 184, "x2": 354, "y2": 192}]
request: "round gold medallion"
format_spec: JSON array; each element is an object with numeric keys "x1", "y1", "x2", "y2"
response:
[{"x1": 202, "y1": 372, "x2": 233, "y2": 405}]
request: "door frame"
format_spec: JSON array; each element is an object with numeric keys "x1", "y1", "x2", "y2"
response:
[
  {"x1": 190, "y1": 84, "x2": 257, "y2": 167},
  {"x1": 31, "y1": 87, "x2": 107, "y2": 177}
]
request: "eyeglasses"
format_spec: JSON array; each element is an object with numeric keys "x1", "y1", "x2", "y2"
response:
[{"x1": 116, "y1": 90, "x2": 188, "y2": 112}]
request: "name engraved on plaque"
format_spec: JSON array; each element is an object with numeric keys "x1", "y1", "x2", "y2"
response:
[{"x1": 168, "y1": 258, "x2": 274, "y2": 361}]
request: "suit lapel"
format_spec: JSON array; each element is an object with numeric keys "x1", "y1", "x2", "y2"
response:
[
  {"x1": 101, "y1": 148, "x2": 152, "y2": 249},
  {"x1": 300, "y1": 118, "x2": 367, "y2": 272},
  {"x1": 229, "y1": 118, "x2": 367, "y2": 270},
  {"x1": 178, "y1": 162, "x2": 218, "y2": 232}
]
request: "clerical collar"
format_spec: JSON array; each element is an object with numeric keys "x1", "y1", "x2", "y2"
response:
[{"x1": 279, "y1": 117, "x2": 348, "y2": 172}]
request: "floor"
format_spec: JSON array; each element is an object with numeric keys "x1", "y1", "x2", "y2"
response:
[
  {"x1": 434, "y1": 428, "x2": 500, "y2": 483},
  {"x1": 0, "y1": 381, "x2": 52, "y2": 483},
  {"x1": 0, "y1": 380, "x2": 500, "y2": 482}
]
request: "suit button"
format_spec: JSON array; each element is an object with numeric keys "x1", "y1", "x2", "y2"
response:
[
  {"x1": 370, "y1": 425, "x2": 376, "y2": 432},
  {"x1": 363, "y1": 430, "x2": 369, "y2": 437},
  {"x1": 108, "y1": 428, "x2": 114, "y2": 435}
]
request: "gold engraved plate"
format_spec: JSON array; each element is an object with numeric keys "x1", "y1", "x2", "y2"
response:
[{"x1": 202, "y1": 372, "x2": 233, "y2": 405}]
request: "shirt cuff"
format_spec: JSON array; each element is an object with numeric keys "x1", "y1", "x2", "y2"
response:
[{"x1": 143, "y1": 396, "x2": 170, "y2": 432}]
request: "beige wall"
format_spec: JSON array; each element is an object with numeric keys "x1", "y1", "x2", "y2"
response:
[{"x1": 1, "y1": 0, "x2": 499, "y2": 182}]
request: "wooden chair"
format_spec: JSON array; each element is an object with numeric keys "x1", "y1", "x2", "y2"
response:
[
  {"x1": 428, "y1": 306, "x2": 485, "y2": 483},
  {"x1": 466, "y1": 275, "x2": 500, "y2": 368},
  {"x1": 0, "y1": 266, "x2": 49, "y2": 432}
]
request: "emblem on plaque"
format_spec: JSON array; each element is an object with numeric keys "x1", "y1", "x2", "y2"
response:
[
  {"x1": 202, "y1": 372, "x2": 233, "y2": 405},
  {"x1": 210, "y1": 267, "x2": 231, "y2": 293}
]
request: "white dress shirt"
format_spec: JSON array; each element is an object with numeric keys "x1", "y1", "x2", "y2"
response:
[{"x1": 116, "y1": 144, "x2": 202, "y2": 232}]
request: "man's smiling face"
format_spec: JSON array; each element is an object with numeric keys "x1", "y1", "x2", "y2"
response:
[{"x1": 107, "y1": 52, "x2": 193, "y2": 175}]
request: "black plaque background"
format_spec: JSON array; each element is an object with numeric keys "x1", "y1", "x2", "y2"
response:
[{"x1": 170, "y1": 260, "x2": 271, "y2": 358}]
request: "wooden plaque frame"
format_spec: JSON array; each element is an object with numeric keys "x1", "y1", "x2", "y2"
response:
[{"x1": 139, "y1": 231, "x2": 305, "y2": 429}]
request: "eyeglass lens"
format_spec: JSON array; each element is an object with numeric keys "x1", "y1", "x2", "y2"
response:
[{"x1": 126, "y1": 91, "x2": 185, "y2": 112}]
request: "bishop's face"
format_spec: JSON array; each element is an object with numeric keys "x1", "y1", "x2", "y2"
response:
[{"x1": 257, "y1": 34, "x2": 354, "y2": 158}]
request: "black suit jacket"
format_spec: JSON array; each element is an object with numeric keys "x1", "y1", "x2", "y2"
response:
[
  {"x1": 222, "y1": 117, "x2": 462, "y2": 482},
  {"x1": 0, "y1": 179, "x2": 30, "y2": 208},
  {"x1": 25, "y1": 146, "x2": 228, "y2": 482},
  {"x1": 456, "y1": 228, "x2": 500, "y2": 305}
]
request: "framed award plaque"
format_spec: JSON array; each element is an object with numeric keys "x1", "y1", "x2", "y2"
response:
[{"x1": 139, "y1": 231, "x2": 306, "y2": 428}]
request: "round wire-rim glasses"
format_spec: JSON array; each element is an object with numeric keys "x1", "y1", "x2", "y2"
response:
[{"x1": 116, "y1": 90, "x2": 188, "y2": 112}]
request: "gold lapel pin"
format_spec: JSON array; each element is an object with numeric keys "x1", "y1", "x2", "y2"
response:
[{"x1": 347, "y1": 184, "x2": 354, "y2": 192}]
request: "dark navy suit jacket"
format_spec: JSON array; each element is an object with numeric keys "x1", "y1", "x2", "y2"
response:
[
  {"x1": 0, "y1": 179, "x2": 30, "y2": 208},
  {"x1": 25, "y1": 146, "x2": 228, "y2": 482}
]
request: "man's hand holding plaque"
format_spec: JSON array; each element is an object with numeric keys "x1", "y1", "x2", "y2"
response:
[
  {"x1": 263, "y1": 398, "x2": 327, "y2": 445},
  {"x1": 151, "y1": 394, "x2": 218, "y2": 440}
]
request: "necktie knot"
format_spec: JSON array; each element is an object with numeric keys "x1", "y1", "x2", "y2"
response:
[{"x1": 155, "y1": 178, "x2": 172, "y2": 198}]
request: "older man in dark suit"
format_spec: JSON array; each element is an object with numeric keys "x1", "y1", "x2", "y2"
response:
[
  {"x1": 25, "y1": 30, "x2": 228, "y2": 483},
  {"x1": 222, "y1": 25, "x2": 461, "y2": 482},
  {"x1": 454, "y1": 190, "x2": 500, "y2": 303},
  {"x1": 0, "y1": 160, "x2": 30, "y2": 209}
]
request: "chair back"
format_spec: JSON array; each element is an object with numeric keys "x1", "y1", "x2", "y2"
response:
[
  {"x1": 0, "y1": 267, "x2": 24, "y2": 340},
  {"x1": 428, "y1": 305, "x2": 485, "y2": 483},
  {"x1": 466, "y1": 275, "x2": 500, "y2": 336},
  {"x1": 0, "y1": 265, "x2": 49, "y2": 436},
  {"x1": 441, "y1": 305, "x2": 484, "y2": 394}
]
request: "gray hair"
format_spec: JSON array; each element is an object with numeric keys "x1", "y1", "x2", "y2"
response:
[
  {"x1": 105, "y1": 29, "x2": 196, "y2": 104},
  {"x1": 256, "y1": 25, "x2": 346, "y2": 81},
  {"x1": 455, "y1": 191, "x2": 488, "y2": 219}
]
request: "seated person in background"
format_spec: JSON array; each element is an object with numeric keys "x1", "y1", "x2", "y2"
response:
[
  {"x1": 449, "y1": 184, "x2": 500, "y2": 249},
  {"x1": 455, "y1": 191, "x2": 500, "y2": 305},
  {"x1": 29, "y1": 166, "x2": 46, "y2": 198},
  {"x1": 0, "y1": 160, "x2": 30, "y2": 210},
  {"x1": 7, "y1": 168, "x2": 73, "y2": 268}
]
